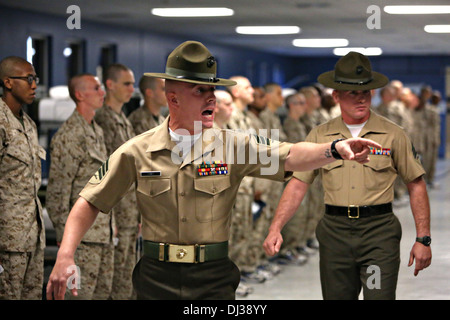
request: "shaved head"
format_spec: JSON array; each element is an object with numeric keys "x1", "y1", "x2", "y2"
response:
[{"x1": 0, "y1": 56, "x2": 32, "y2": 87}]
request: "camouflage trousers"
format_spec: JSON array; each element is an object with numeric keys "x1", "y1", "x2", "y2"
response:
[
  {"x1": 66, "y1": 241, "x2": 114, "y2": 300},
  {"x1": 0, "y1": 246, "x2": 44, "y2": 300},
  {"x1": 229, "y1": 193, "x2": 255, "y2": 273},
  {"x1": 110, "y1": 227, "x2": 138, "y2": 300},
  {"x1": 281, "y1": 195, "x2": 309, "y2": 253}
]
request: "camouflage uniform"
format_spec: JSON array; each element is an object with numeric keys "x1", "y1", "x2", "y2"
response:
[
  {"x1": 46, "y1": 110, "x2": 114, "y2": 300},
  {"x1": 280, "y1": 116, "x2": 308, "y2": 254},
  {"x1": 254, "y1": 109, "x2": 286, "y2": 261},
  {"x1": 0, "y1": 99, "x2": 46, "y2": 300},
  {"x1": 376, "y1": 100, "x2": 411, "y2": 198},
  {"x1": 227, "y1": 107, "x2": 255, "y2": 273},
  {"x1": 94, "y1": 105, "x2": 139, "y2": 300},
  {"x1": 422, "y1": 103, "x2": 440, "y2": 184},
  {"x1": 298, "y1": 111, "x2": 326, "y2": 248},
  {"x1": 128, "y1": 106, "x2": 165, "y2": 136}
]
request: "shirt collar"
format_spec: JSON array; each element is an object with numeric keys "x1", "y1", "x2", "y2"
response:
[
  {"x1": 145, "y1": 116, "x2": 225, "y2": 167},
  {"x1": 325, "y1": 110, "x2": 388, "y2": 138}
]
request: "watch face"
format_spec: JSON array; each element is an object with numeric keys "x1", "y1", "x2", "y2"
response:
[{"x1": 418, "y1": 236, "x2": 431, "y2": 246}]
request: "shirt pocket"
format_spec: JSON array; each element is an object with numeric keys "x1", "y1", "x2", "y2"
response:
[
  {"x1": 363, "y1": 156, "x2": 394, "y2": 190},
  {"x1": 322, "y1": 160, "x2": 343, "y2": 191},
  {"x1": 194, "y1": 175, "x2": 231, "y2": 222},
  {"x1": 3, "y1": 137, "x2": 32, "y2": 169},
  {"x1": 137, "y1": 177, "x2": 171, "y2": 197}
]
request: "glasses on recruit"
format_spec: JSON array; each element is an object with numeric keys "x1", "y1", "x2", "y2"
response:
[{"x1": 9, "y1": 75, "x2": 40, "y2": 85}]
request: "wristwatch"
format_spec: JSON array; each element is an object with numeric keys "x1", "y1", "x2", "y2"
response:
[
  {"x1": 416, "y1": 236, "x2": 432, "y2": 246},
  {"x1": 331, "y1": 138, "x2": 345, "y2": 160}
]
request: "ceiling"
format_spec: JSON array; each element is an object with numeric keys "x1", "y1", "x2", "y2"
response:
[{"x1": 1, "y1": 0, "x2": 449, "y2": 57}]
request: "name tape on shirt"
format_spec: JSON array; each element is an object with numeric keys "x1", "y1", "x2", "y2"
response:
[{"x1": 141, "y1": 171, "x2": 161, "y2": 177}]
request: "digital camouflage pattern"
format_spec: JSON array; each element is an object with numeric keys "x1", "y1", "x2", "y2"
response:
[
  {"x1": 94, "y1": 105, "x2": 139, "y2": 300},
  {"x1": 0, "y1": 99, "x2": 45, "y2": 252},
  {"x1": 46, "y1": 110, "x2": 114, "y2": 243},
  {"x1": 128, "y1": 105, "x2": 165, "y2": 136}
]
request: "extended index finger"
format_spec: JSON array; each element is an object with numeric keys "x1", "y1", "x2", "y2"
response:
[{"x1": 359, "y1": 138, "x2": 382, "y2": 149}]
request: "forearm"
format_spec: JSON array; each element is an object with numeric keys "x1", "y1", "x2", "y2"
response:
[
  {"x1": 407, "y1": 176, "x2": 431, "y2": 237},
  {"x1": 284, "y1": 137, "x2": 381, "y2": 172},
  {"x1": 56, "y1": 197, "x2": 100, "y2": 259},
  {"x1": 268, "y1": 178, "x2": 309, "y2": 233},
  {"x1": 285, "y1": 141, "x2": 334, "y2": 172}
]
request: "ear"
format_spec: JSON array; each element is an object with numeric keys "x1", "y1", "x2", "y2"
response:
[
  {"x1": 144, "y1": 88, "x2": 153, "y2": 98},
  {"x1": 166, "y1": 91, "x2": 178, "y2": 108},
  {"x1": 105, "y1": 79, "x2": 114, "y2": 91},
  {"x1": 74, "y1": 89, "x2": 84, "y2": 102},
  {"x1": 331, "y1": 90, "x2": 340, "y2": 103},
  {"x1": 2, "y1": 77, "x2": 12, "y2": 90}
]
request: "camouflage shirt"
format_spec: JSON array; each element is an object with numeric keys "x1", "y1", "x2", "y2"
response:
[
  {"x1": 94, "y1": 105, "x2": 139, "y2": 228},
  {"x1": 128, "y1": 106, "x2": 165, "y2": 136},
  {"x1": 283, "y1": 116, "x2": 307, "y2": 144},
  {"x1": 46, "y1": 110, "x2": 113, "y2": 243},
  {"x1": 0, "y1": 99, "x2": 46, "y2": 251}
]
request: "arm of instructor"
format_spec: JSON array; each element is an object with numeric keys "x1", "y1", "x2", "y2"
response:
[
  {"x1": 263, "y1": 177, "x2": 309, "y2": 256},
  {"x1": 284, "y1": 137, "x2": 381, "y2": 172},
  {"x1": 407, "y1": 176, "x2": 432, "y2": 276},
  {"x1": 46, "y1": 197, "x2": 100, "y2": 300}
]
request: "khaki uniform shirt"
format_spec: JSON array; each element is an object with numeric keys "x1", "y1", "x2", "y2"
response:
[
  {"x1": 46, "y1": 110, "x2": 113, "y2": 243},
  {"x1": 95, "y1": 105, "x2": 139, "y2": 228},
  {"x1": 128, "y1": 106, "x2": 166, "y2": 136},
  {"x1": 294, "y1": 111, "x2": 425, "y2": 206},
  {"x1": 0, "y1": 99, "x2": 46, "y2": 251},
  {"x1": 79, "y1": 117, "x2": 292, "y2": 244}
]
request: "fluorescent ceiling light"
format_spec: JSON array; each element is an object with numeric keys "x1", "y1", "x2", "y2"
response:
[
  {"x1": 151, "y1": 7, "x2": 234, "y2": 17},
  {"x1": 292, "y1": 38, "x2": 349, "y2": 48},
  {"x1": 384, "y1": 5, "x2": 450, "y2": 14},
  {"x1": 236, "y1": 26, "x2": 300, "y2": 35},
  {"x1": 333, "y1": 47, "x2": 383, "y2": 56},
  {"x1": 424, "y1": 25, "x2": 450, "y2": 33}
]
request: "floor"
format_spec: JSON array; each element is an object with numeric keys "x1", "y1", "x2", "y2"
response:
[{"x1": 238, "y1": 159, "x2": 450, "y2": 300}]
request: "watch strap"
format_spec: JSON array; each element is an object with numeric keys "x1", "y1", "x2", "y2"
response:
[{"x1": 331, "y1": 139, "x2": 344, "y2": 160}]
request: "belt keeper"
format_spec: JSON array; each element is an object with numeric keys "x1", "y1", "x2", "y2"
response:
[
  {"x1": 196, "y1": 244, "x2": 205, "y2": 263},
  {"x1": 159, "y1": 243, "x2": 166, "y2": 261}
]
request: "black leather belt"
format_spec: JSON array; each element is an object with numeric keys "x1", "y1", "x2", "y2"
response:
[
  {"x1": 325, "y1": 203, "x2": 393, "y2": 219},
  {"x1": 143, "y1": 241, "x2": 228, "y2": 263}
]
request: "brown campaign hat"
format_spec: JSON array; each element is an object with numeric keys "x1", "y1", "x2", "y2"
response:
[
  {"x1": 144, "y1": 41, "x2": 236, "y2": 87},
  {"x1": 317, "y1": 51, "x2": 389, "y2": 90}
]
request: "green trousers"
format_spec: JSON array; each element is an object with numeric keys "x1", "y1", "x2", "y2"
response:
[
  {"x1": 316, "y1": 212, "x2": 402, "y2": 300},
  {"x1": 132, "y1": 256, "x2": 240, "y2": 300}
]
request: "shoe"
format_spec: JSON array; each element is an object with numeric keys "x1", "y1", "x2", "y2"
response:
[
  {"x1": 306, "y1": 238, "x2": 320, "y2": 250},
  {"x1": 299, "y1": 244, "x2": 317, "y2": 256},
  {"x1": 256, "y1": 268, "x2": 274, "y2": 281},
  {"x1": 241, "y1": 271, "x2": 266, "y2": 284},
  {"x1": 258, "y1": 262, "x2": 282, "y2": 276},
  {"x1": 236, "y1": 283, "x2": 253, "y2": 297},
  {"x1": 273, "y1": 250, "x2": 307, "y2": 266}
]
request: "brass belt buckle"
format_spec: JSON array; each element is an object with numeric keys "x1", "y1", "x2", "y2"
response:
[
  {"x1": 168, "y1": 244, "x2": 196, "y2": 263},
  {"x1": 348, "y1": 205, "x2": 359, "y2": 219}
]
